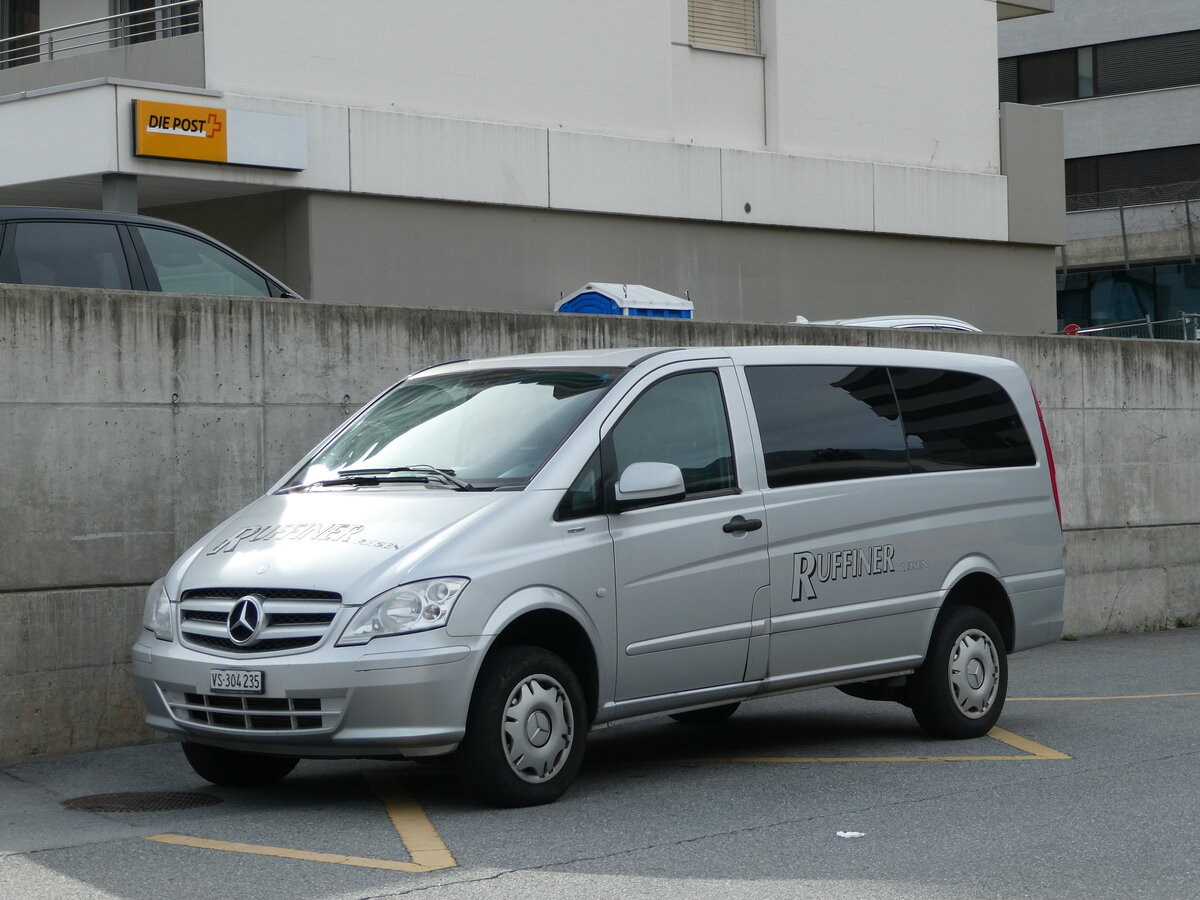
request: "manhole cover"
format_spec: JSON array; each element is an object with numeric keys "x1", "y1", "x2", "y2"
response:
[{"x1": 62, "y1": 792, "x2": 223, "y2": 813}]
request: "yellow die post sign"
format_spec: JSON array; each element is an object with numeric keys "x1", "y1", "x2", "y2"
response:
[{"x1": 134, "y1": 100, "x2": 228, "y2": 164}]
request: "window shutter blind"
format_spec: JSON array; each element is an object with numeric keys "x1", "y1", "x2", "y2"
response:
[
  {"x1": 1095, "y1": 30, "x2": 1200, "y2": 96},
  {"x1": 998, "y1": 58, "x2": 1018, "y2": 103},
  {"x1": 688, "y1": 0, "x2": 758, "y2": 54}
]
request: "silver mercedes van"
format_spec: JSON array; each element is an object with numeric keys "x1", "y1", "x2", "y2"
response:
[{"x1": 132, "y1": 346, "x2": 1065, "y2": 806}]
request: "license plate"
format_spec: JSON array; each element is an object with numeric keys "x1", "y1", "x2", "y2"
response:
[{"x1": 210, "y1": 669, "x2": 264, "y2": 694}]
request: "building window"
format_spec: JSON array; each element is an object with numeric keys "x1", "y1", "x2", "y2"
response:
[
  {"x1": 1, "y1": 0, "x2": 39, "y2": 68},
  {"x1": 1001, "y1": 29, "x2": 1200, "y2": 104},
  {"x1": 1066, "y1": 143, "x2": 1200, "y2": 210},
  {"x1": 688, "y1": 0, "x2": 758, "y2": 54},
  {"x1": 1058, "y1": 265, "x2": 1200, "y2": 331},
  {"x1": 117, "y1": 0, "x2": 199, "y2": 44}
]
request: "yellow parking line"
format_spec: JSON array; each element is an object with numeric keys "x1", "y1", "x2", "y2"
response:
[
  {"x1": 1011, "y1": 692, "x2": 1200, "y2": 702},
  {"x1": 145, "y1": 834, "x2": 437, "y2": 872},
  {"x1": 724, "y1": 725, "x2": 1070, "y2": 763},
  {"x1": 365, "y1": 771, "x2": 457, "y2": 870},
  {"x1": 145, "y1": 771, "x2": 456, "y2": 873},
  {"x1": 987, "y1": 725, "x2": 1071, "y2": 759}
]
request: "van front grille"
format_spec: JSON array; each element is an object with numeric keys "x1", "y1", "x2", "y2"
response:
[
  {"x1": 178, "y1": 588, "x2": 343, "y2": 656},
  {"x1": 165, "y1": 690, "x2": 347, "y2": 733}
]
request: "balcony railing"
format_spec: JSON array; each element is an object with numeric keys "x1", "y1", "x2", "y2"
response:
[
  {"x1": 1067, "y1": 180, "x2": 1200, "y2": 214},
  {"x1": 0, "y1": 1, "x2": 201, "y2": 69}
]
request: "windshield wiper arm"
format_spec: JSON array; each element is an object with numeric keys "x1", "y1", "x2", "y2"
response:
[
  {"x1": 337, "y1": 465, "x2": 474, "y2": 491},
  {"x1": 277, "y1": 472, "x2": 434, "y2": 493}
]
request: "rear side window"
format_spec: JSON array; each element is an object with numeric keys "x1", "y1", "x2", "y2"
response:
[
  {"x1": 135, "y1": 226, "x2": 271, "y2": 296},
  {"x1": 1, "y1": 222, "x2": 132, "y2": 289},
  {"x1": 744, "y1": 365, "x2": 908, "y2": 487},
  {"x1": 891, "y1": 368, "x2": 1036, "y2": 471}
]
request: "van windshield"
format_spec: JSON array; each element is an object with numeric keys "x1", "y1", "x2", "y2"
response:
[{"x1": 283, "y1": 367, "x2": 621, "y2": 492}]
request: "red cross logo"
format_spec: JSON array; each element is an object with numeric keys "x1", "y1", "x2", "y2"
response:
[{"x1": 206, "y1": 112, "x2": 223, "y2": 139}]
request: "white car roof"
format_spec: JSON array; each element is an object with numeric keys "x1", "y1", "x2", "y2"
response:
[{"x1": 797, "y1": 315, "x2": 981, "y2": 332}]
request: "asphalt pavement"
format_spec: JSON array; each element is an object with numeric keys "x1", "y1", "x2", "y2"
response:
[{"x1": 3, "y1": 627, "x2": 1199, "y2": 899}]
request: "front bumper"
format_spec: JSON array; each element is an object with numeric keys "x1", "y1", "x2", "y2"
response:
[{"x1": 131, "y1": 629, "x2": 483, "y2": 758}]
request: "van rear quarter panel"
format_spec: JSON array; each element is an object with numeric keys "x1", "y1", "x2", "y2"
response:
[
  {"x1": 724, "y1": 346, "x2": 1064, "y2": 683},
  {"x1": 758, "y1": 466, "x2": 1061, "y2": 681}
]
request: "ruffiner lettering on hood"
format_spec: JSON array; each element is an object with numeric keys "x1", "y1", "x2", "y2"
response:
[
  {"x1": 205, "y1": 523, "x2": 372, "y2": 555},
  {"x1": 792, "y1": 544, "x2": 896, "y2": 602}
]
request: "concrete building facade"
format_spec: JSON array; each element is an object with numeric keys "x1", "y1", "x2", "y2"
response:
[
  {"x1": 3, "y1": 0, "x2": 1062, "y2": 329},
  {"x1": 1000, "y1": 0, "x2": 1200, "y2": 332}
]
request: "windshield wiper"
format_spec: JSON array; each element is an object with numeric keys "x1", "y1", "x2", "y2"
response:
[
  {"x1": 278, "y1": 465, "x2": 477, "y2": 494},
  {"x1": 338, "y1": 465, "x2": 475, "y2": 491}
]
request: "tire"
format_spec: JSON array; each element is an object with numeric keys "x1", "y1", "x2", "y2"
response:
[
  {"x1": 456, "y1": 646, "x2": 587, "y2": 807},
  {"x1": 909, "y1": 605, "x2": 1007, "y2": 739},
  {"x1": 669, "y1": 702, "x2": 740, "y2": 725},
  {"x1": 182, "y1": 741, "x2": 299, "y2": 787}
]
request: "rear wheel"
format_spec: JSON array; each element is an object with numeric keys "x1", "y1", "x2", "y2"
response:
[
  {"x1": 456, "y1": 646, "x2": 587, "y2": 807},
  {"x1": 909, "y1": 605, "x2": 1007, "y2": 739},
  {"x1": 669, "y1": 702, "x2": 740, "y2": 725},
  {"x1": 182, "y1": 742, "x2": 298, "y2": 787}
]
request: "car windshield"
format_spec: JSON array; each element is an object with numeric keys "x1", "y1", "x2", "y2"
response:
[{"x1": 283, "y1": 367, "x2": 621, "y2": 491}]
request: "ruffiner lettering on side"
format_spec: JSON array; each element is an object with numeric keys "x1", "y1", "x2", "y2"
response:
[{"x1": 791, "y1": 544, "x2": 896, "y2": 602}]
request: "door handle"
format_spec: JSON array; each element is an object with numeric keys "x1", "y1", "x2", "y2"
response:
[{"x1": 722, "y1": 515, "x2": 763, "y2": 535}]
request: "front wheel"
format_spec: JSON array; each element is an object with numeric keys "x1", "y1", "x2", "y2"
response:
[
  {"x1": 456, "y1": 646, "x2": 587, "y2": 807},
  {"x1": 182, "y1": 742, "x2": 298, "y2": 787},
  {"x1": 909, "y1": 605, "x2": 1007, "y2": 739}
]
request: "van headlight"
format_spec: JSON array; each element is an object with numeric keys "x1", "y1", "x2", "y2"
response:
[
  {"x1": 338, "y1": 578, "x2": 469, "y2": 645},
  {"x1": 143, "y1": 579, "x2": 174, "y2": 642}
]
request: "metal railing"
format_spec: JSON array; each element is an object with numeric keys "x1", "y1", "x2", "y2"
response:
[
  {"x1": 0, "y1": 1, "x2": 201, "y2": 69},
  {"x1": 1069, "y1": 313, "x2": 1200, "y2": 340},
  {"x1": 1067, "y1": 181, "x2": 1200, "y2": 214},
  {"x1": 1064, "y1": 182, "x2": 1199, "y2": 270}
]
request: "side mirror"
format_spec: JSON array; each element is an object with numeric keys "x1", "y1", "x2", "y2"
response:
[{"x1": 614, "y1": 461, "x2": 685, "y2": 509}]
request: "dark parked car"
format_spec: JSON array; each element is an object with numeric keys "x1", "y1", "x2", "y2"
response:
[{"x1": 0, "y1": 206, "x2": 298, "y2": 298}]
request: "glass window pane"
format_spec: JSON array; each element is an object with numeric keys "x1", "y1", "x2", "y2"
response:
[
  {"x1": 1077, "y1": 47, "x2": 1094, "y2": 98},
  {"x1": 744, "y1": 365, "x2": 908, "y2": 488},
  {"x1": 612, "y1": 371, "x2": 735, "y2": 496},
  {"x1": 891, "y1": 369, "x2": 1035, "y2": 472},
  {"x1": 1018, "y1": 49, "x2": 1077, "y2": 104},
  {"x1": 136, "y1": 226, "x2": 270, "y2": 296},
  {"x1": 289, "y1": 368, "x2": 619, "y2": 491},
  {"x1": 8, "y1": 222, "x2": 132, "y2": 289},
  {"x1": 556, "y1": 449, "x2": 604, "y2": 520}
]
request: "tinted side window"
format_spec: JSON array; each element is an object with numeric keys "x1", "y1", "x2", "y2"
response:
[
  {"x1": 135, "y1": 227, "x2": 271, "y2": 297},
  {"x1": 891, "y1": 368, "x2": 1036, "y2": 471},
  {"x1": 745, "y1": 365, "x2": 908, "y2": 487},
  {"x1": 4, "y1": 222, "x2": 132, "y2": 289},
  {"x1": 611, "y1": 370, "x2": 735, "y2": 496}
]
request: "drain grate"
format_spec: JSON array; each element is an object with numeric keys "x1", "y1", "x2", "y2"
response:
[{"x1": 62, "y1": 791, "x2": 223, "y2": 813}]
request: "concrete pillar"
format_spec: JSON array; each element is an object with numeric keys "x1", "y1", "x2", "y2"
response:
[{"x1": 102, "y1": 173, "x2": 138, "y2": 213}]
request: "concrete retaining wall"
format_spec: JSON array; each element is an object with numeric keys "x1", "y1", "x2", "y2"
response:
[{"x1": 3, "y1": 284, "x2": 1198, "y2": 763}]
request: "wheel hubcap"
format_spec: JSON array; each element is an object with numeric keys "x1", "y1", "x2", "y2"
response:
[
  {"x1": 947, "y1": 628, "x2": 1000, "y2": 719},
  {"x1": 501, "y1": 674, "x2": 573, "y2": 783}
]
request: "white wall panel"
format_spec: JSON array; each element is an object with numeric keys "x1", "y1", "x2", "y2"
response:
[
  {"x1": 873, "y1": 165, "x2": 1008, "y2": 242},
  {"x1": 1053, "y1": 86, "x2": 1200, "y2": 159},
  {"x1": 1000, "y1": 0, "x2": 1199, "y2": 55},
  {"x1": 202, "y1": 0, "x2": 676, "y2": 142},
  {"x1": 349, "y1": 109, "x2": 549, "y2": 207},
  {"x1": 0, "y1": 84, "x2": 117, "y2": 185},
  {"x1": 720, "y1": 149, "x2": 873, "y2": 231},
  {"x1": 669, "y1": 44, "x2": 764, "y2": 150},
  {"x1": 765, "y1": 0, "x2": 1000, "y2": 174},
  {"x1": 548, "y1": 131, "x2": 721, "y2": 220}
]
